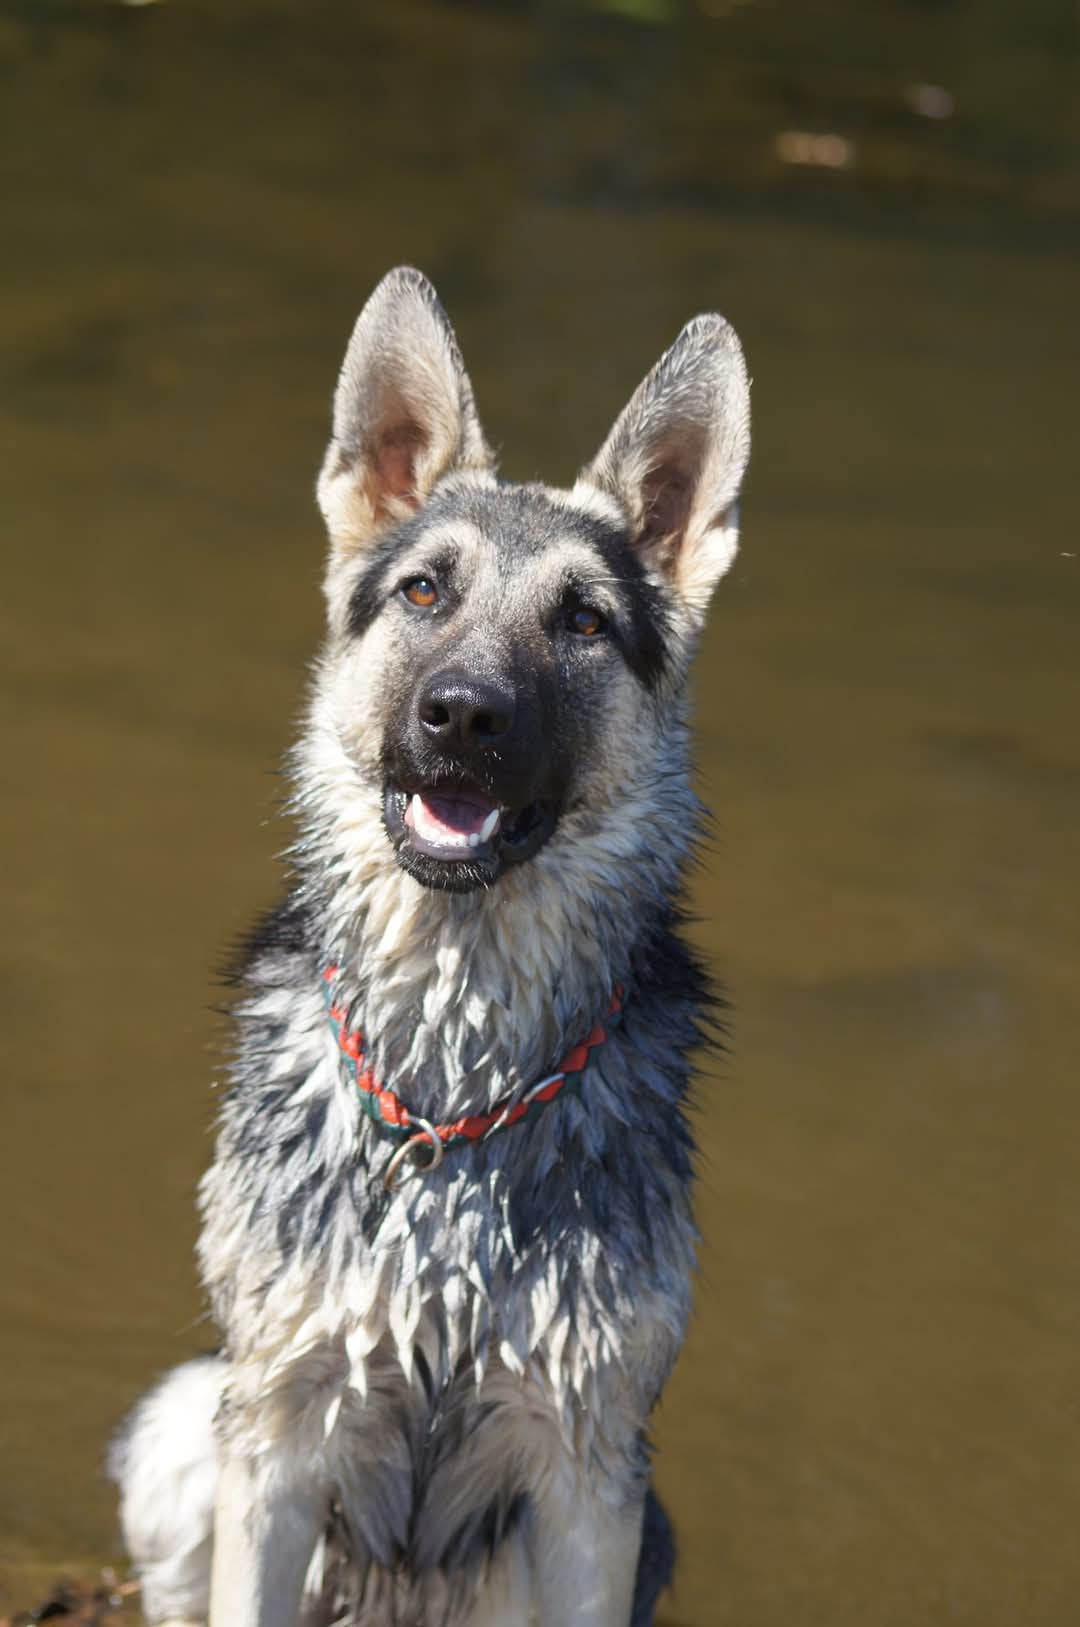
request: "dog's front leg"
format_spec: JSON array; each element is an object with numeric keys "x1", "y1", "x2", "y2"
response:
[
  {"x1": 209, "y1": 1452, "x2": 324, "y2": 1627},
  {"x1": 531, "y1": 1470, "x2": 644, "y2": 1627}
]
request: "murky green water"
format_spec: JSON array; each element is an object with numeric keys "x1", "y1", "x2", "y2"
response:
[{"x1": 2, "y1": 1, "x2": 1079, "y2": 1621}]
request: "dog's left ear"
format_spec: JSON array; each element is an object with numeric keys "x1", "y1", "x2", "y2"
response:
[
  {"x1": 317, "y1": 267, "x2": 495, "y2": 564},
  {"x1": 576, "y1": 314, "x2": 750, "y2": 619}
]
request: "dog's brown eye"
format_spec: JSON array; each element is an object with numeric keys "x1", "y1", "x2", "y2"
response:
[
  {"x1": 403, "y1": 578, "x2": 438, "y2": 609},
  {"x1": 569, "y1": 605, "x2": 604, "y2": 637}
]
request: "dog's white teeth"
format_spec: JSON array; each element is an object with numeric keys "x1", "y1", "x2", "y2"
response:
[
  {"x1": 468, "y1": 832, "x2": 481, "y2": 849},
  {"x1": 480, "y1": 808, "x2": 501, "y2": 842},
  {"x1": 409, "y1": 795, "x2": 464, "y2": 848}
]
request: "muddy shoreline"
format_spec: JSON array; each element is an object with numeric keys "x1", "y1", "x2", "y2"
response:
[{"x1": 0, "y1": 1572, "x2": 140, "y2": 1627}]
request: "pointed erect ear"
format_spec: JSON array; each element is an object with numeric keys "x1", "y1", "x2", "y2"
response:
[
  {"x1": 317, "y1": 267, "x2": 495, "y2": 560},
  {"x1": 576, "y1": 314, "x2": 751, "y2": 619}
]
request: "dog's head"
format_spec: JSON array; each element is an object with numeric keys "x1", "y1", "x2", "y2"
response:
[{"x1": 310, "y1": 268, "x2": 750, "y2": 898}]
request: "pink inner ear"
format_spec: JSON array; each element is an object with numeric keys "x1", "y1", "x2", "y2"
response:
[
  {"x1": 638, "y1": 421, "x2": 706, "y2": 558},
  {"x1": 641, "y1": 452, "x2": 700, "y2": 574},
  {"x1": 372, "y1": 422, "x2": 428, "y2": 512},
  {"x1": 642, "y1": 465, "x2": 691, "y2": 548}
]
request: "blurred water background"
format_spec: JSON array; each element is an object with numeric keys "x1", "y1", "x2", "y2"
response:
[{"x1": 1, "y1": 1, "x2": 1079, "y2": 1622}]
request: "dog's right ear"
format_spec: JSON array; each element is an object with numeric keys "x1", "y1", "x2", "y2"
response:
[{"x1": 317, "y1": 268, "x2": 495, "y2": 566}]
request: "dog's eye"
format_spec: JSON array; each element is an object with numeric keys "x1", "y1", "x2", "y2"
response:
[
  {"x1": 403, "y1": 578, "x2": 438, "y2": 609},
  {"x1": 568, "y1": 605, "x2": 605, "y2": 637}
]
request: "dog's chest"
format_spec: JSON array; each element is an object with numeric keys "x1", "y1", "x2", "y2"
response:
[
  {"x1": 219, "y1": 1158, "x2": 678, "y2": 1478},
  {"x1": 206, "y1": 998, "x2": 689, "y2": 1423},
  {"x1": 204, "y1": 973, "x2": 694, "y2": 1575},
  {"x1": 226, "y1": 1187, "x2": 657, "y2": 1431}
]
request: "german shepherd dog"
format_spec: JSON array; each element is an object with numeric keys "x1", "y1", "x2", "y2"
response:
[{"x1": 110, "y1": 269, "x2": 750, "y2": 1627}]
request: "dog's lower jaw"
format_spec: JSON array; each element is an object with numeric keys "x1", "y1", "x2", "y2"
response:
[{"x1": 389, "y1": 836, "x2": 499, "y2": 894}]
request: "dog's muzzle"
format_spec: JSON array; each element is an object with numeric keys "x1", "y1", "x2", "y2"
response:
[{"x1": 380, "y1": 665, "x2": 563, "y2": 892}]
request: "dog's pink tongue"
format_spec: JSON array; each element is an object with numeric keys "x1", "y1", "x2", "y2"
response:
[
  {"x1": 419, "y1": 793, "x2": 487, "y2": 837},
  {"x1": 407, "y1": 793, "x2": 501, "y2": 846}
]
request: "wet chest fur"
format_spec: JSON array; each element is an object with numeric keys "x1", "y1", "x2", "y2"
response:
[{"x1": 200, "y1": 953, "x2": 696, "y2": 1595}]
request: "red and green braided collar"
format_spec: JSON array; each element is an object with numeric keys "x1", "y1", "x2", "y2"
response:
[{"x1": 322, "y1": 964, "x2": 622, "y2": 1162}]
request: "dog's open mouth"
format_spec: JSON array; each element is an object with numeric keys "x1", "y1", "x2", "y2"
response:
[
  {"x1": 405, "y1": 790, "x2": 502, "y2": 858},
  {"x1": 383, "y1": 785, "x2": 557, "y2": 889}
]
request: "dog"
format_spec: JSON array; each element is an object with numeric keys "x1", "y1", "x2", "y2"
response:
[{"x1": 109, "y1": 267, "x2": 750, "y2": 1627}]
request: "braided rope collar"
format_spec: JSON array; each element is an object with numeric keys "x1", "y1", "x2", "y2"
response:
[{"x1": 321, "y1": 965, "x2": 622, "y2": 1186}]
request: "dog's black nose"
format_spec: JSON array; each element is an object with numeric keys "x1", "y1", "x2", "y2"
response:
[{"x1": 418, "y1": 672, "x2": 515, "y2": 750}]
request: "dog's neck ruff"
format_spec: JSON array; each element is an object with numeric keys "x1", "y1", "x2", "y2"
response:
[{"x1": 322, "y1": 965, "x2": 622, "y2": 1184}]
